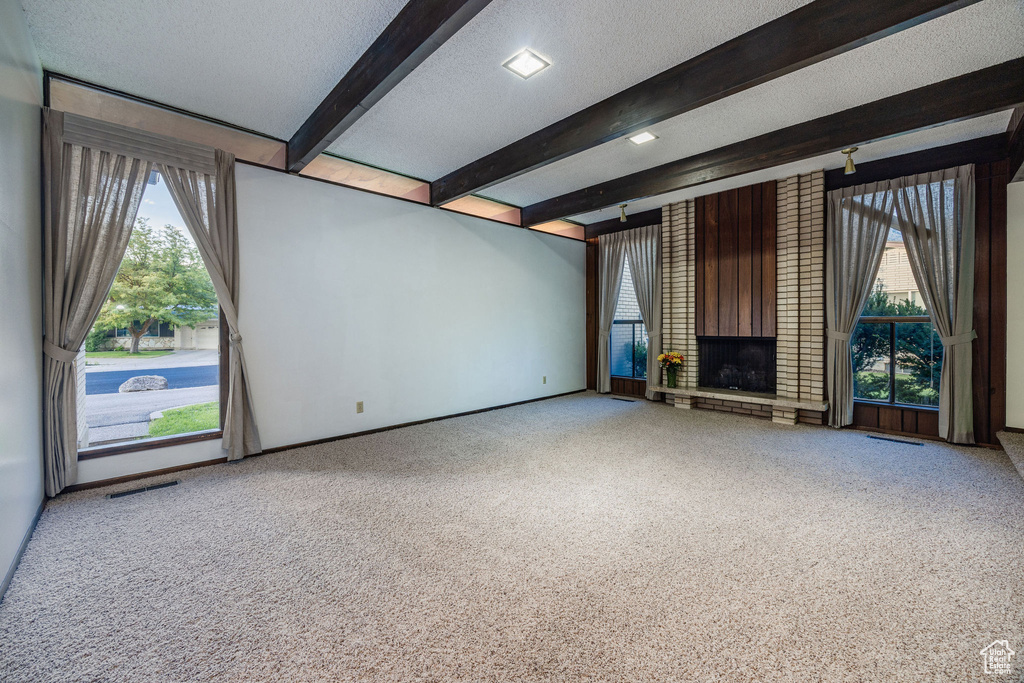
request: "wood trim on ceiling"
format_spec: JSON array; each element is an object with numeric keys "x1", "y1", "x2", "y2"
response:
[
  {"x1": 529, "y1": 220, "x2": 585, "y2": 241},
  {"x1": 299, "y1": 154, "x2": 431, "y2": 204},
  {"x1": 46, "y1": 74, "x2": 436, "y2": 205},
  {"x1": 48, "y1": 75, "x2": 288, "y2": 168},
  {"x1": 439, "y1": 195, "x2": 521, "y2": 226},
  {"x1": 521, "y1": 58, "x2": 1024, "y2": 225},
  {"x1": 286, "y1": 0, "x2": 495, "y2": 172},
  {"x1": 430, "y1": 0, "x2": 983, "y2": 205}
]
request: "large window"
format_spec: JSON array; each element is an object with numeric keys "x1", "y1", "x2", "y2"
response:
[
  {"x1": 852, "y1": 228, "x2": 942, "y2": 408},
  {"x1": 610, "y1": 260, "x2": 648, "y2": 379},
  {"x1": 78, "y1": 171, "x2": 224, "y2": 455}
]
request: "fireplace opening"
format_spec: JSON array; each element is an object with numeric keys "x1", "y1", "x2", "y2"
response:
[{"x1": 698, "y1": 337, "x2": 776, "y2": 395}]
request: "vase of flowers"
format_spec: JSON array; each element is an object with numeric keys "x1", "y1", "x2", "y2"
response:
[{"x1": 658, "y1": 351, "x2": 684, "y2": 388}]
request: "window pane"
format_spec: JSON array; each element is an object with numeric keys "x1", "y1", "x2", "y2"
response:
[
  {"x1": 852, "y1": 321, "x2": 891, "y2": 402},
  {"x1": 614, "y1": 260, "x2": 641, "y2": 321},
  {"x1": 634, "y1": 323, "x2": 648, "y2": 379},
  {"x1": 80, "y1": 171, "x2": 220, "y2": 450},
  {"x1": 610, "y1": 323, "x2": 632, "y2": 377},
  {"x1": 863, "y1": 228, "x2": 928, "y2": 317},
  {"x1": 894, "y1": 322, "x2": 943, "y2": 407}
]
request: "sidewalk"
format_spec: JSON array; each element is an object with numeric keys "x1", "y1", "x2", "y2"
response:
[
  {"x1": 84, "y1": 349, "x2": 218, "y2": 372},
  {"x1": 84, "y1": 385, "x2": 218, "y2": 445}
]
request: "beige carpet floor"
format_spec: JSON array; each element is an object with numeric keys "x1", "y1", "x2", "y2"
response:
[{"x1": 2, "y1": 393, "x2": 1022, "y2": 682}]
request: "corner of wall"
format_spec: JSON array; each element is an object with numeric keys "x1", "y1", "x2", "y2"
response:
[
  {"x1": 1005, "y1": 181, "x2": 1024, "y2": 428},
  {"x1": 0, "y1": 0, "x2": 45, "y2": 600}
]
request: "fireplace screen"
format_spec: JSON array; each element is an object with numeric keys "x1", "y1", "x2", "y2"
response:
[{"x1": 698, "y1": 337, "x2": 776, "y2": 394}]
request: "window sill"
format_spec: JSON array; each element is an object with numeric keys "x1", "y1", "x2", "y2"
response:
[
  {"x1": 78, "y1": 429, "x2": 222, "y2": 461},
  {"x1": 853, "y1": 399, "x2": 938, "y2": 412}
]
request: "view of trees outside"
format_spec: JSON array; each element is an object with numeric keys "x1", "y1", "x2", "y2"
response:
[
  {"x1": 94, "y1": 217, "x2": 218, "y2": 354},
  {"x1": 851, "y1": 230, "x2": 943, "y2": 407},
  {"x1": 80, "y1": 172, "x2": 221, "y2": 449},
  {"x1": 611, "y1": 260, "x2": 648, "y2": 379}
]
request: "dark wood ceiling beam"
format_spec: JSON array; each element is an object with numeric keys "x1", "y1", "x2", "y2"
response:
[
  {"x1": 430, "y1": 0, "x2": 982, "y2": 204},
  {"x1": 522, "y1": 58, "x2": 1024, "y2": 226},
  {"x1": 287, "y1": 0, "x2": 493, "y2": 173}
]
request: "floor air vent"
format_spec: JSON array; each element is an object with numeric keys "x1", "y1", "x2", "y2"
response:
[
  {"x1": 610, "y1": 397, "x2": 636, "y2": 402},
  {"x1": 107, "y1": 480, "x2": 180, "y2": 499},
  {"x1": 867, "y1": 435, "x2": 923, "y2": 446}
]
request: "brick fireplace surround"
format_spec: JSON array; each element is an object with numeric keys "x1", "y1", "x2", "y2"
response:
[{"x1": 657, "y1": 171, "x2": 828, "y2": 425}]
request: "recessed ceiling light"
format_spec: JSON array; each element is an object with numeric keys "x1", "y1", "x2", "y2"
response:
[
  {"x1": 627, "y1": 131, "x2": 658, "y2": 145},
  {"x1": 503, "y1": 49, "x2": 550, "y2": 79}
]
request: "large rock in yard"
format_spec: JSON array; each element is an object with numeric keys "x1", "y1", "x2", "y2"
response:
[{"x1": 119, "y1": 375, "x2": 168, "y2": 393}]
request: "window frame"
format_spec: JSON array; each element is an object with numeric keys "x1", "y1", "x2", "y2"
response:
[
  {"x1": 609, "y1": 318, "x2": 648, "y2": 380},
  {"x1": 853, "y1": 313, "x2": 939, "y2": 411},
  {"x1": 77, "y1": 310, "x2": 230, "y2": 460}
]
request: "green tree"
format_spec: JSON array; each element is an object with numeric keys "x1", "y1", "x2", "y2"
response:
[
  {"x1": 851, "y1": 285, "x2": 897, "y2": 374},
  {"x1": 94, "y1": 218, "x2": 217, "y2": 354},
  {"x1": 633, "y1": 340, "x2": 648, "y2": 378},
  {"x1": 850, "y1": 282, "x2": 942, "y2": 406}
]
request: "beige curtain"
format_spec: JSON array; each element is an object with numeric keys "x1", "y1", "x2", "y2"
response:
[
  {"x1": 623, "y1": 224, "x2": 662, "y2": 400},
  {"x1": 42, "y1": 109, "x2": 153, "y2": 495},
  {"x1": 597, "y1": 231, "x2": 628, "y2": 393},
  {"x1": 160, "y1": 151, "x2": 261, "y2": 460},
  {"x1": 825, "y1": 182, "x2": 895, "y2": 428},
  {"x1": 892, "y1": 165, "x2": 975, "y2": 444}
]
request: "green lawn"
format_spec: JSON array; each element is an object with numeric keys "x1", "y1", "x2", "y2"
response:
[
  {"x1": 854, "y1": 370, "x2": 939, "y2": 407},
  {"x1": 149, "y1": 401, "x2": 220, "y2": 438},
  {"x1": 86, "y1": 349, "x2": 174, "y2": 359}
]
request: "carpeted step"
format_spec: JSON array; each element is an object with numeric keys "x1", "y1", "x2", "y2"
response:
[{"x1": 996, "y1": 430, "x2": 1024, "y2": 482}]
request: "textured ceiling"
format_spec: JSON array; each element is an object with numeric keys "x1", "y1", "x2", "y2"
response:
[
  {"x1": 567, "y1": 112, "x2": 1014, "y2": 225},
  {"x1": 19, "y1": 0, "x2": 1023, "y2": 218},
  {"x1": 20, "y1": 0, "x2": 409, "y2": 140},
  {"x1": 485, "y1": 0, "x2": 1024, "y2": 208},
  {"x1": 328, "y1": 0, "x2": 812, "y2": 177}
]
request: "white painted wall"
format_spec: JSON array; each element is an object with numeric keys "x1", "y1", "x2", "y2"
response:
[
  {"x1": 236, "y1": 165, "x2": 585, "y2": 448},
  {"x1": 77, "y1": 164, "x2": 586, "y2": 482},
  {"x1": 1006, "y1": 181, "x2": 1024, "y2": 429},
  {"x1": 0, "y1": 0, "x2": 44, "y2": 592}
]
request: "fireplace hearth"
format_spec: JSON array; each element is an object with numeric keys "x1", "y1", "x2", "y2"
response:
[{"x1": 698, "y1": 337, "x2": 776, "y2": 395}]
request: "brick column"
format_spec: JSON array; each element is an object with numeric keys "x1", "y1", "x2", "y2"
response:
[
  {"x1": 776, "y1": 171, "x2": 825, "y2": 409},
  {"x1": 661, "y1": 201, "x2": 697, "y2": 390}
]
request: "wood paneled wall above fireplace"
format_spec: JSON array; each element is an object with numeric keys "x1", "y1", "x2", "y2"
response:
[
  {"x1": 660, "y1": 171, "x2": 826, "y2": 422},
  {"x1": 695, "y1": 183, "x2": 777, "y2": 337}
]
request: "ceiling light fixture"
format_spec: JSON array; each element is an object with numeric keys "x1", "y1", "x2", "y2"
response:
[
  {"x1": 502, "y1": 49, "x2": 550, "y2": 79},
  {"x1": 620, "y1": 204, "x2": 628, "y2": 223},
  {"x1": 627, "y1": 131, "x2": 658, "y2": 145},
  {"x1": 841, "y1": 146, "x2": 859, "y2": 175}
]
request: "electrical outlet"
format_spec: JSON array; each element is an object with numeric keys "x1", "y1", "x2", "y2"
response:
[
  {"x1": 543, "y1": 376, "x2": 547, "y2": 384},
  {"x1": 356, "y1": 401, "x2": 364, "y2": 414}
]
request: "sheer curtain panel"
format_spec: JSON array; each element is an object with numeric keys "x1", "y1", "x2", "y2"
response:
[
  {"x1": 161, "y1": 151, "x2": 262, "y2": 460},
  {"x1": 825, "y1": 182, "x2": 895, "y2": 428},
  {"x1": 597, "y1": 232, "x2": 628, "y2": 393},
  {"x1": 623, "y1": 224, "x2": 663, "y2": 399},
  {"x1": 42, "y1": 109, "x2": 153, "y2": 495},
  {"x1": 892, "y1": 165, "x2": 975, "y2": 444}
]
